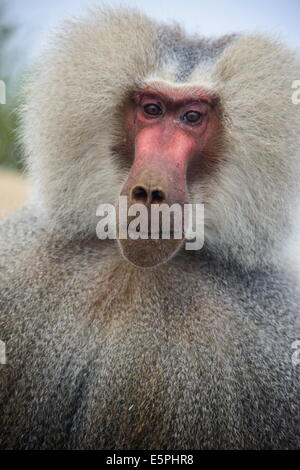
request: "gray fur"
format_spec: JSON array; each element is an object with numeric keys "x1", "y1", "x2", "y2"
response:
[
  {"x1": 158, "y1": 25, "x2": 239, "y2": 81},
  {"x1": 0, "y1": 7, "x2": 300, "y2": 449}
]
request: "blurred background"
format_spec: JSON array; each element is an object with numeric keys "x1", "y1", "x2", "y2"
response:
[{"x1": 0, "y1": 0, "x2": 300, "y2": 217}]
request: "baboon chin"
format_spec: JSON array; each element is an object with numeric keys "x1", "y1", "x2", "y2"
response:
[{"x1": 118, "y1": 238, "x2": 184, "y2": 268}]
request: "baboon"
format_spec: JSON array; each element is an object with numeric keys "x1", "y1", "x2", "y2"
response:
[{"x1": 0, "y1": 7, "x2": 300, "y2": 449}]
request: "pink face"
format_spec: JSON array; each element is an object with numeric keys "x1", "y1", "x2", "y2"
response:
[{"x1": 117, "y1": 83, "x2": 219, "y2": 267}]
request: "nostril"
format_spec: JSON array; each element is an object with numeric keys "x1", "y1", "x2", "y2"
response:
[
  {"x1": 151, "y1": 189, "x2": 165, "y2": 204},
  {"x1": 131, "y1": 185, "x2": 148, "y2": 203}
]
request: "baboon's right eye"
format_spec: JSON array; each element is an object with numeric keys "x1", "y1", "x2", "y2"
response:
[{"x1": 143, "y1": 103, "x2": 163, "y2": 118}]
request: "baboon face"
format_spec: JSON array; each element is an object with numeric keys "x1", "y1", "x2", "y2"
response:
[{"x1": 115, "y1": 81, "x2": 221, "y2": 268}]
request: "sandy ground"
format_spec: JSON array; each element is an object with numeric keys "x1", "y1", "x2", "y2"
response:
[{"x1": 0, "y1": 169, "x2": 28, "y2": 219}]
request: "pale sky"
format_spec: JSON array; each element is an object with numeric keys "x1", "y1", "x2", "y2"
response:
[{"x1": 4, "y1": 0, "x2": 300, "y2": 75}]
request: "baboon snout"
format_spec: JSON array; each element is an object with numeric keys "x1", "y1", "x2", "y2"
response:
[
  {"x1": 130, "y1": 184, "x2": 166, "y2": 206},
  {"x1": 126, "y1": 169, "x2": 170, "y2": 206}
]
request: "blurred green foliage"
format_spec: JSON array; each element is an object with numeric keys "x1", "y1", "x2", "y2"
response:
[{"x1": 0, "y1": 1, "x2": 22, "y2": 170}]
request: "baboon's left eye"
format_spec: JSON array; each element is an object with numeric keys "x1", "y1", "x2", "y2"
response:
[{"x1": 182, "y1": 110, "x2": 203, "y2": 125}]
